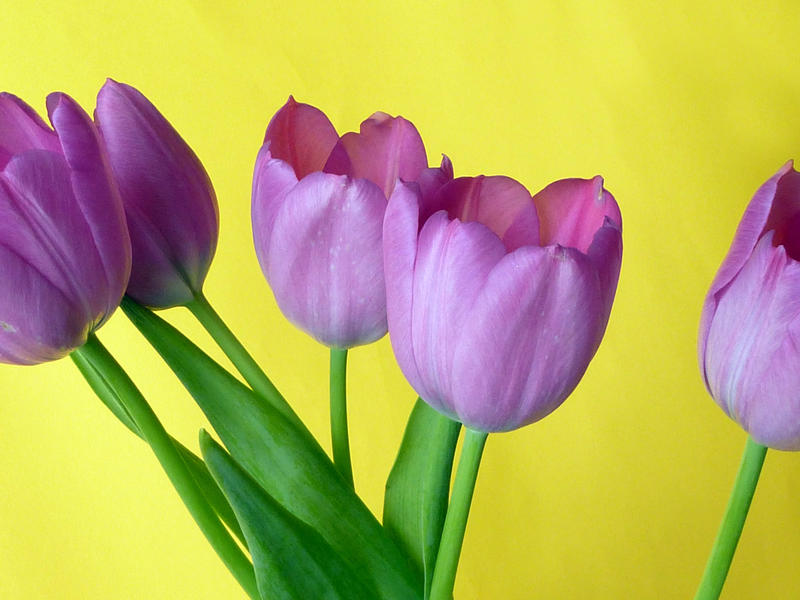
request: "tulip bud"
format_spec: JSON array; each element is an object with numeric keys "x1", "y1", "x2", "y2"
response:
[
  {"x1": 95, "y1": 79, "x2": 218, "y2": 309},
  {"x1": 0, "y1": 92, "x2": 131, "y2": 364},
  {"x1": 384, "y1": 174, "x2": 622, "y2": 432},
  {"x1": 252, "y1": 98, "x2": 451, "y2": 348},
  {"x1": 699, "y1": 161, "x2": 800, "y2": 450}
]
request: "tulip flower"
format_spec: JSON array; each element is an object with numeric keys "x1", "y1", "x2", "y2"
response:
[
  {"x1": 96, "y1": 80, "x2": 298, "y2": 431},
  {"x1": 699, "y1": 160, "x2": 800, "y2": 450},
  {"x1": 0, "y1": 91, "x2": 131, "y2": 364},
  {"x1": 252, "y1": 97, "x2": 452, "y2": 486},
  {"x1": 694, "y1": 162, "x2": 800, "y2": 600},
  {"x1": 252, "y1": 96, "x2": 452, "y2": 349},
  {"x1": 95, "y1": 79, "x2": 219, "y2": 309},
  {"x1": 384, "y1": 174, "x2": 622, "y2": 433}
]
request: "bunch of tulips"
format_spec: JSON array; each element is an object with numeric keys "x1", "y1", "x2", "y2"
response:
[{"x1": 0, "y1": 80, "x2": 794, "y2": 599}]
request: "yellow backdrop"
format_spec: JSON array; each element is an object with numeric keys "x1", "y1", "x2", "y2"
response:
[{"x1": 1, "y1": 1, "x2": 799, "y2": 598}]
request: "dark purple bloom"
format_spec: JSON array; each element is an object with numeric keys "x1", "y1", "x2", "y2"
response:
[
  {"x1": 95, "y1": 79, "x2": 218, "y2": 309},
  {"x1": 0, "y1": 92, "x2": 131, "y2": 364}
]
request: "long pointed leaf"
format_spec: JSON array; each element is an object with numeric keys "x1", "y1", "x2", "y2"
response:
[
  {"x1": 121, "y1": 297, "x2": 420, "y2": 599},
  {"x1": 201, "y1": 431, "x2": 377, "y2": 600},
  {"x1": 384, "y1": 399, "x2": 461, "y2": 598},
  {"x1": 71, "y1": 350, "x2": 247, "y2": 547}
]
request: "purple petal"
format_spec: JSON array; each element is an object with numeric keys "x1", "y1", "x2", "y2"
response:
[
  {"x1": 95, "y1": 79, "x2": 214, "y2": 308},
  {"x1": 409, "y1": 211, "x2": 506, "y2": 416},
  {"x1": 1, "y1": 150, "x2": 107, "y2": 326},
  {"x1": 324, "y1": 113, "x2": 427, "y2": 198},
  {"x1": 266, "y1": 173, "x2": 388, "y2": 348},
  {"x1": 0, "y1": 93, "x2": 60, "y2": 170},
  {"x1": 425, "y1": 176, "x2": 539, "y2": 251},
  {"x1": 264, "y1": 96, "x2": 339, "y2": 179},
  {"x1": 0, "y1": 242, "x2": 88, "y2": 364},
  {"x1": 384, "y1": 182, "x2": 426, "y2": 396},
  {"x1": 416, "y1": 154, "x2": 454, "y2": 213},
  {"x1": 698, "y1": 161, "x2": 797, "y2": 384},
  {"x1": 450, "y1": 245, "x2": 604, "y2": 432},
  {"x1": 251, "y1": 144, "x2": 300, "y2": 281},
  {"x1": 703, "y1": 233, "x2": 800, "y2": 449},
  {"x1": 47, "y1": 92, "x2": 131, "y2": 322},
  {"x1": 586, "y1": 216, "x2": 623, "y2": 324},
  {"x1": 532, "y1": 176, "x2": 621, "y2": 252}
]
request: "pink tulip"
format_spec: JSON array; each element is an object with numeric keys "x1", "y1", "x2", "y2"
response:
[
  {"x1": 699, "y1": 161, "x2": 800, "y2": 450},
  {"x1": 252, "y1": 97, "x2": 451, "y2": 348},
  {"x1": 0, "y1": 92, "x2": 131, "y2": 364},
  {"x1": 384, "y1": 174, "x2": 622, "y2": 432}
]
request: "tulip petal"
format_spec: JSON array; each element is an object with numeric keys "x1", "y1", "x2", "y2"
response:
[
  {"x1": 0, "y1": 93, "x2": 60, "y2": 169},
  {"x1": 95, "y1": 80, "x2": 214, "y2": 308},
  {"x1": 424, "y1": 176, "x2": 539, "y2": 252},
  {"x1": 324, "y1": 113, "x2": 427, "y2": 199},
  {"x1": 409, "y1": 212, "x2": 506, "y2": 416},
  {"x1": 1, "y1": 150, "x2": 107, "y2": 324},
  {"x1": 384, "y1": 182, "x2": 426, "y2": 395},
  {"x1": 0, "y1": 242, "x2": 87, "y2": 364},
  {"x1": 251, "y1": 145, "x2": 300, "y2": 280},
  {"x1": 264, "y1": 96, "x2": 340, "y2": 179},
  {"x1": 532, "y1": 176, "x2": 621, "y2": 253},
  {"x1": 704, "y1": 233, "x2": 800, "y2": 449},
  {"x1": 451, "y1": 245, "x2": 604, "y2": 432},
  {"x1": 416, "y1": 154, "x2": 454, "y2": 213},
  {"x1": 698, "y1": 161, "x2": 796, "y2": 374},
  {"x1": 48, "y1": 92, "x2": 131, "y2": 322},
  {"x1": 586, "y1": 216, "x2": 623, "y2": 322},
  {"x1": 267, "y1": 173, "x2": 388, "y2": 348}
]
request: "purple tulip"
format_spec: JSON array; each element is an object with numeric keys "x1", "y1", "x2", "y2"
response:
[
  {"x1": 699, "y1": 161, "x2": 800, "y2": 450},
  {"x1": 0, "y1": 92, "x2": 131, "y2": 364},
  {"x1": 95, "y1": 79, "x2": 219, "y2": 309},
  {"x1": 384, "y1": 174, "x2": 622, "y2": 432},
  {"x1": 252, "y1": 97, "x2": 451, "y2": 348}
]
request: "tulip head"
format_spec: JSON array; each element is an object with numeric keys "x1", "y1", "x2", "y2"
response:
[
  {"x1": 252, "y1": 97, "x2": 450, "y2": 348},
  {"x1": 699, "y1": 161, "x2": 800, "y2": 450},
  {"x1": 384, "y1": 174, "x2": 622, "y2": 432},
  {"x1": 95, "y1": 79, "x2": 218, "y2": 309},
  {"x1": 0, "y1": 92, "x2": 131, "y2": 364}
]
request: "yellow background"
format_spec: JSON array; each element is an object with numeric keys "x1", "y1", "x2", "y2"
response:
[{"x1": 1, "y1": 1, "x2": 799, "y2": 598}]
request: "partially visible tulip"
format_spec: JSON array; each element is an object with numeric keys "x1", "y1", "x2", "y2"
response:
[
  {"x1": 0, "y1": 92, "x2": 131, "y2": 364},
  {"x1": 252, "y1": 97, "x2": 451, "y2": 348},
  {"x1": 95, "y1": 79, "x2": 218, "y2": 309},
  {"x1": 699, "y1": 161, "x2": 800, "y2": 450},
  {"x1": 384, "y1": 174, "x2": 622, "y2": 432}
]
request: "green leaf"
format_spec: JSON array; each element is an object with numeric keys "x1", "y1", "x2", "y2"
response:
[
  {"x1": 121, "y1": 297, "x2": 420, "y2": 600},
  {"x1": 384, "y1": 399, "x2": 461, "y2": 599},
  {"x1": 71, "y1": 350, "x2": 247, "y2": 547},
  {"x1": 201, "y1": 431, "x2": 378, "y2": 600}
]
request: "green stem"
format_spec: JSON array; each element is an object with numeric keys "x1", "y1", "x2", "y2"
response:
[
  {"x1": 695, "y1": 437, "x2": 768, "y2": 600},
  {"x1": 186, "y1": 292, "x2": 301, "y2": 430},
  {"x1": 329, "y1": 348, "x2": 354, "y2": 488},
  {"x1": 73, "y1": 334, "x2": 260, "y2": 600},
  {"x1": 429, "y1": 428, "x2": 488, "y2": 600}
]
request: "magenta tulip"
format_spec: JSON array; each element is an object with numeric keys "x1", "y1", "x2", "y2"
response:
[
  {"x1": 384, "y1": 174, "x2": 622, "y2": 432},
  {"x1": 699, "y1": 161, "x2": 800, "y2": 450},
  {"x1": 0, "y1": 92, "x2": 131, "y2": 364},
  {"x1": 95, "y1": 79, "x2": 218, "y2": 309},
  {"x1": 252, "y1": 97, "x2": 451, "y2": 348}
]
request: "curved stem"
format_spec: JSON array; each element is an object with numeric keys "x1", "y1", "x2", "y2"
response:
[
  {"x1": 695, "y1": 437, "x2": 767, "y2": 600},
  {"x1": 73, "y1": 334, "x2": 259, "y2": 600},
  {"x1": 329, "y1": 348, "x2": 354, "y2": 488},
  {"x1": 186, "y1": 292, "x2": 301, "y2": 430},
  {"x1": 429, "y1": 428, "x2": 488, "y2": 600}
]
